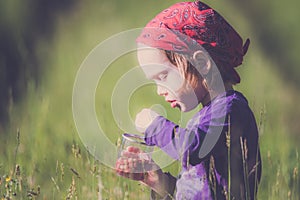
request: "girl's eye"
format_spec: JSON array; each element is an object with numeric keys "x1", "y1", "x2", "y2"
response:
[{"x1": 158, "y1": 72, "x2": 168, "y2": 81}]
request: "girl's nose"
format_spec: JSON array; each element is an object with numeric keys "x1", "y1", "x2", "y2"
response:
[{"x1": 156, "y1": 84, "x2": 168, "y2": 96}]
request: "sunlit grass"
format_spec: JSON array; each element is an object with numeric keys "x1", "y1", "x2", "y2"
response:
[{"x1": 0, "y1": 0, "x2": 299, "y2": 199}]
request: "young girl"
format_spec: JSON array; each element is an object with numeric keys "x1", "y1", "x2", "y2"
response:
[{"x1": 116, "y1": 1, "x2": 261, "y2": 199}]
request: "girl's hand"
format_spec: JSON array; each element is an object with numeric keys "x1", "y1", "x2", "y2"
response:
[
  {"x1": 115, "y1": 146, "x2": 176, "y2": 197},
  {"x1": 115, "y1": 146, "x2": 160, "y2": 182},
  {"x1": 135, "y1": 109, "x2": 159, "y2": 133}
]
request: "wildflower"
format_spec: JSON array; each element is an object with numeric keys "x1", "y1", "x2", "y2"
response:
[{"x1": 5, "y1": 176, "x2": 11, "y2": 182}]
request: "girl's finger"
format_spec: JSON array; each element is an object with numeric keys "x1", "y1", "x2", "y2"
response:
[
  {"x1": 126, "y1": 146, "x2": 141, "y2": 153},
  {"x1": 121, "y1": 150, "x2": 140, "y2": 159}
]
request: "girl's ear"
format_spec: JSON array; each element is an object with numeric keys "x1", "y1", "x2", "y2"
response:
[{"x1": 192, "y1": 50, "x2": 212, "y2": 75}]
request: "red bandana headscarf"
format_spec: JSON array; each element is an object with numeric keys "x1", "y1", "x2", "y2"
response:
[{"x1": 136, "y1": 1, "x2": 250, "y2": 83}]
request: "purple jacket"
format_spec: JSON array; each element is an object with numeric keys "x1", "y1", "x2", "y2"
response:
[{"x1": 145, "y1": 90, "x2": 261, "y2": 200}]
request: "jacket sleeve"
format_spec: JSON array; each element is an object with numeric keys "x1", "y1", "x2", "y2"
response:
[
  {"x1": 144, "y1": 102, "x2": 230, "y2": 167},
  {"x1": 144, "y1": 116, "x2": 200, "y2": 164}
]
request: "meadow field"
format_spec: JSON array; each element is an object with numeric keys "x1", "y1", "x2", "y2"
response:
[{"x1": 0, "y1": 0, "x2": 299, "y2": 199}]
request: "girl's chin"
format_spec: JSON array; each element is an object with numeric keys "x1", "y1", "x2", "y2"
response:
[
  {"x1": 176, "y1": 103, "x2": 189, "y2": 112},
  {"x1": 178, "y1": 102, "x2": 198, "y2": 112}
]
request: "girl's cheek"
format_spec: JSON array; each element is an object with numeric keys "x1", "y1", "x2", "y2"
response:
[{"x1": 159, "y1": 74, "x2": 184, "y2": 93}]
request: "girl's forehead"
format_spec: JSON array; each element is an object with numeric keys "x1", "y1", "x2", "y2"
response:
[
  {"x1": 140, "y1": 60, "x2": 178, "y2": 79},
  {"x1": 137, "y1": 46, "x2": 179, "y2": 79},
  {"x1": 137, "y1": 47, "x2": 166, "y2": 64}
]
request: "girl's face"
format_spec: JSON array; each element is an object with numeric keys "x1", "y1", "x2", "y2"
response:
[{"x1": 137, "y1": 47, "x2": 206, "y2": 112}]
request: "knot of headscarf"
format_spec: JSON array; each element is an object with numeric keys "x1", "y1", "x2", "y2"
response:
[{"x1": 136, "y1": 1, "x2": 250, "y2": 83}]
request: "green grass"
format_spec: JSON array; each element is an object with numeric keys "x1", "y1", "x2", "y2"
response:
[{"x1": 0, "y1": 0, "x2": 299, "y2": 199}]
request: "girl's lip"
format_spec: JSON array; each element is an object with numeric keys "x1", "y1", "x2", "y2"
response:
[
  {"x1": 166, "y1": 100, "x2": 177, "y2": 108},
  {"x1": 171, "y1": 101, "x2": 177, "y2": 108},
  {"x1": 166, "y1": 99, "x2": 175, "y2": 104}
]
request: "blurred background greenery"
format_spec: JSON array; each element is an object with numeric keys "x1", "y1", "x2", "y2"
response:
[{"x1": 0, "y1": 0, "x2": 299, "y2": 199}]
